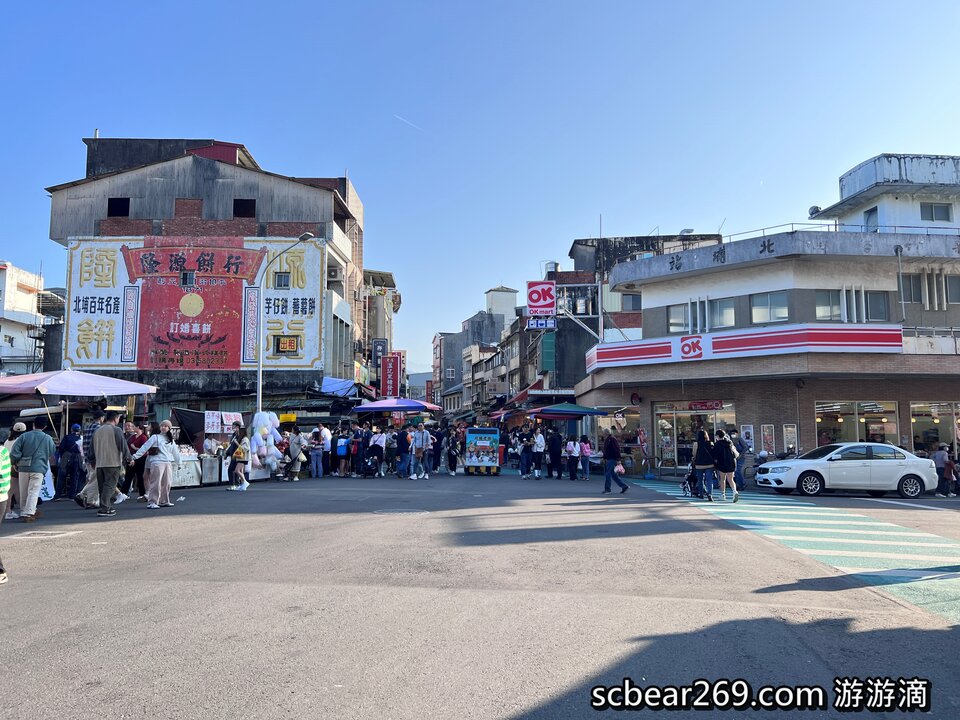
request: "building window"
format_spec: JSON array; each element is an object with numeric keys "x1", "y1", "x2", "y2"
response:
[
  {"x1": 621, "y1": 293, "x2": 642, "y2": 311},
  {"x1": 445, "y1": 368, "x2": 455, "y2": 379},
  {"x1": 180, "y1": 271, "x2": 196, "y2": 288},
  {"x1": 899, "y1": 274, "x2": 923, "y2": 304},
  {"x1": 273, "y1": 272, "x2": 291, "y2": 290},
  {"x1": 4, "y1": 334, "x2": 14, "y2": 346},
  {"x1": 233, "y1": 199, "x2": 256, "y2": 218},
  {"x1": 667, "y1": 304, "x2": 688, "y2": 333},
  {"x1": 865, "y1": 291, "x2": 888, "y2": 321},
  {"x1": 863, "y1": 206, "x2": 879, "y2": 232},
  {"x1": 947, "y1": 275, "x2": 960, "y2": 304},
  {"x1": 750, "y1": 291, "x2": 788, "y2": 324},
  {"x1": 815, "y1": 290, "x2": 841, "y2": 321},
  {"x1": 815, "y1": 400, "x2": 898, "y2": 445},
  {"x1": 920, "y1": 202, "x2": 952, "y2": 222},
  {"x1": 107, "y1": 197, "x2": 130, "y2": 217},
  {"x1": 709, "y1": 297, "x2": 735, "y2": 328}
]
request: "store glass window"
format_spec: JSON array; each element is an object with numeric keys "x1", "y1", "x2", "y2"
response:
[
  {"x1": 710, "y1": 297, "x2": 736, "y2": 328},
  {"x1": 909, "y1": 402, "x2": 959, "y2": 456},
  {"x1": 815, "y1": 290, "x2": 842, "y2": 321},
  {"x1": 668, "y1": 304, "x2": 689, "y2": 333},
  {"x1": 815, "y1": 401, "x2": 898, "y2": 445},
  {"x1": 750, "y1": 291, "x2": 788, "y2": 324},
  {"x1": 655, "y1": 402, "x2": 736, "y2": 472}
]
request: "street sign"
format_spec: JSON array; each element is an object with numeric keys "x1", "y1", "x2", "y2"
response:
[
  {"x1": 526, "y1": 281, "x2": 556, "y2": 316},
  {"x1": 526, "y1": 317, "x2": 556, "y2": 330},
  {"x1": 381, "y1": 354, "x2": 401, "y2": 397},
  {"x1": 372, "y1": 338, "x2": 388, "y2": 367}
]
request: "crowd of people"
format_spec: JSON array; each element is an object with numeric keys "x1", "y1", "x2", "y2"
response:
[{"x1": 239, "y1": 420, "x2": 473, "y2": 483}]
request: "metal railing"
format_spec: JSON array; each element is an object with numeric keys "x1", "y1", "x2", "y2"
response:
[{"x1": 723, "y1": 221, "x2": 960, "y2": 242}]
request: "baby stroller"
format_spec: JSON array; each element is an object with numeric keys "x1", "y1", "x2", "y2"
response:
[
  {"x1": 680, "y1": 468, "x2": 697, "y2": 498},
  {"x1": 361, "y1": 455, "x2": 381, "y2": 478}
]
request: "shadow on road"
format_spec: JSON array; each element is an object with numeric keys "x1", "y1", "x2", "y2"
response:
[
  {"x1": 756, "y1": 565, "x2": 960, "y2": 593},
  {"x1": 506, "y1": 617, "x2": 960, "y2": 719}
]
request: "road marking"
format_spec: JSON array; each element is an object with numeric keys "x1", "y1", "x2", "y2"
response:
[
  {"x1": 797, "y1": 548, "x2": 960, "y2": 562},
  {"x1": 865, "y1": 499, "x2": 953, "y2": 511},
  {"x1": 706, "y1": 515, "x2": 895, "y2": 526},
  {"x1": 739, "y1": 525, "x2": 938, "y2": 538},
  {"x1": 3, "y1": 530, "x2": 83, "y2": 540},
  {"x1": 709, "y1": 507, "x2": 862, "y2": 517},
  {"x1": 765, "y1": 535, "x2": 959, "y2": 549},
  {"x1": 836, "y1": 566, "x2": 960, "y2": 580}
]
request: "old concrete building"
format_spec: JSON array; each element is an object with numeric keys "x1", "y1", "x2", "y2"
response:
[
  {"x1": 576, "y1": 154, "x2": 960, "y2": 471},
  {"x1": 47, "y1": 137, "x2": 370, "y2": 415}
]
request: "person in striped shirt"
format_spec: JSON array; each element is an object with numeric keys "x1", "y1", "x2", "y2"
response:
[{"x1": 0, "y1": 439, "x2": 11, "y2": 583}]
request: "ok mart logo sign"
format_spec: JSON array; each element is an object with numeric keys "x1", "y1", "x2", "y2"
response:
[
  {"x1": 527, "y1": 281, "x2": 556, "y2": 316},
  {"x1": 679, "y1": 335, "x2": 703, "y2": 360}
]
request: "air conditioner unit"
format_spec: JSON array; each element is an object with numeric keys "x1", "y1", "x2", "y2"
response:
[{"x1": 327, "y1": 267, "x2": 343, "y2": 282}]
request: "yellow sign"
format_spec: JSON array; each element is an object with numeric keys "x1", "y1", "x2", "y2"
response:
[{"x1": 279, "y1": 413, "x2": 297, "y2": 423}]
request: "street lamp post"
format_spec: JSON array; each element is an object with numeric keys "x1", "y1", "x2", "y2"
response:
[{"x1": 256, "y1": 232, "x2": 314, "y2": 414}]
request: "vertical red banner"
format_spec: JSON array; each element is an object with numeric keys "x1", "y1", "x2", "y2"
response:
[{"x1": 381, "y1": 355, "x2": 401, "y2": 397}]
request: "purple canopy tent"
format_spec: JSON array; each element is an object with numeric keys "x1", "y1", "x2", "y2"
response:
[{"x1": 352, "y1": 398, "x2": 442, "y2": 414}]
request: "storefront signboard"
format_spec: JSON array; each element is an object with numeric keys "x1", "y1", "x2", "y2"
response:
[
  {"x1": 65, "y1": 236, "x2": 325, "y2": 371},
  {"x1": 465, "y1": 427, "x2": 500, "y2": 468},
  {"x1": 586, "y1": 323, "x2": 903, "y2": 373},
  {"x1": 740, "y1": 425, "x2": 755, "y2": 450},
  {"x1": 526, "y1": 281, "x2": 556, "y2": 316}
]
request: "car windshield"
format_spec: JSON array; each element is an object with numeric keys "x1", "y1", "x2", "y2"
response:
[{"x1": 800, "y1": 445, "x2": 843, "y2": 460}]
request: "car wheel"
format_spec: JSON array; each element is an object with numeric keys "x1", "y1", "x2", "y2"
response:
[
  {"x1": 797, "y1": 472, "x2": 824, "y2": 496},
  {"x1": 774, "y1": 488, "x2": 793, "y2": 495},
  {"x1": 867, "y1": 491, "x2": 886, "y2": 498},
  {"x1": 897, "y1": 475, "x2": 924, "y2": 499}
]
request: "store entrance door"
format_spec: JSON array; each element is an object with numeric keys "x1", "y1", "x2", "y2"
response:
[{"x1": 655, "y1": 402, "x2": 737, "y2": 475}]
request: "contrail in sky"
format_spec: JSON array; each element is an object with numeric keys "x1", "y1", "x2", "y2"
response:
[{"x1": 393, "y1": 114, "x2": 424, "y2": 132}]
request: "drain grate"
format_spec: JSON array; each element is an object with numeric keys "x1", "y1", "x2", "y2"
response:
[
  {"x1": 373, "y1": 509, "x2": 430, "y2": 516},
  {"x1": 4, "y1": 530, "x2": 83, "y2": 540}
]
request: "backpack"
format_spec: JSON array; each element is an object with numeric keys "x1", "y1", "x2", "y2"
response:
[{"x1": 336, "y1": 438, "x2": 349, "y2": 457}]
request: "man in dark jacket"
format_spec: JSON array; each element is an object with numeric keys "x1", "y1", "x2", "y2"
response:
[
  {"x1": 56, "y1": 424, "x2": 84, "y2": 500},
  {"x1": 731, "y1": 430, "x2": 749, "y2": 489},
  {"x1": 547, "y1": 430, "x2": 563, "y2": 478},
  {"x1": 601, "y1": 429, "x2": 629, "y2": 494}
]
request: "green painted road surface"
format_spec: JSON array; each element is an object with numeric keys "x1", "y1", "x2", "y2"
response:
[{"x1": 634, "y1": 480, "x2": 960, "y2": 624}]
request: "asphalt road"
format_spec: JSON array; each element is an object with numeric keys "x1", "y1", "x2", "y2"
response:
[{"x1": 3, "y1": 472, "x2": 960, "y2": 719}]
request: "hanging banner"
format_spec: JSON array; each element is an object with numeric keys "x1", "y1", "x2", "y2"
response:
[{"x1": 381, "y1": 354, "x2": 401, "y2": 398}]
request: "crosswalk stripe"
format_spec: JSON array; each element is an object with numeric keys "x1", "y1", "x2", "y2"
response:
[
  {"x1": 835, "y1": 566, "x2": 960, "y2": 580},
  {"x1": 736, "y1": 525, "x2": 938, "y2": 538},
  {"x1": 797, "y1": 548, "x2": 960, "y2": 562},
  {"x1": 701, "y1": 515, "x2": 894, "y2": 526},
  {"x1": 764, "y1": 535, "x2": 960, "y2": 549},
  {"x1": 709, "y1": 507, "x2": 862, "y2": 517}
]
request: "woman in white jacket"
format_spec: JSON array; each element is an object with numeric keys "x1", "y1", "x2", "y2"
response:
[{"x1": 132, "y1": 420, "x2": 181, "y2": 509}]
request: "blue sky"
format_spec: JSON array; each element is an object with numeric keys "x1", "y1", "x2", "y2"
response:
[{"x1": 2, "y1": 1, "x2": 958, "y2": 373}]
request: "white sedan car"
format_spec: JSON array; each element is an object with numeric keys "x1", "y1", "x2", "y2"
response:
[{"x1": 755, "y1": 442, "x2": 938, "y2": 499}]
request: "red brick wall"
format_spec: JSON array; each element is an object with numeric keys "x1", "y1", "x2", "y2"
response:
[
  {"x1": 265, "y1": 222, "x2": 323, "y2": 238},
  {"x1": 174, "y1": 198, "x2": 202, "y2": 218},
  {"x1": 99, "y1": 218, "x2": 153, "y2": 236},
  {"x1": 161, "y1": 218, "x2": 257, "y2": 236},
  {"x1": 607, "y1": 311, "x2": 643, "y2": 328}
]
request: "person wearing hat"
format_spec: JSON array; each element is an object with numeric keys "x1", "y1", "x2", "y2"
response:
[
  {"x1": 9, "y1": 416, "x2": 57, "y2": 522},
  {"x1": 56, "y1": 423, "x2": 84, "y2": 501},
  {"x1": 933, "y1": 442, "x2": 953, "y2": 498},
  {"x1": 3, "y1": 423, "x2": 26, "y2": 519}
]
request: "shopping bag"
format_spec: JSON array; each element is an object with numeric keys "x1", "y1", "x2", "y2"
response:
[{"x1": 39, "y1": 469, "x2": 56, "y2": 502}]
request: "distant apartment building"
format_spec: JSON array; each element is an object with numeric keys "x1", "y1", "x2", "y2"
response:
[{"x1": 0, "y1": 262, "x2": 64, "y2": 377}]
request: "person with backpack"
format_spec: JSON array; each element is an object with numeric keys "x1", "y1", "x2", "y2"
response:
[
  {"x1": 713, "y1": 429, "x2": 740, "y2": 502},
  {"x1": 56, "y1": 423, "x2": 85, "y2": 501},
  {"x1": 335, "y1": 428, "x2": 351, "y2": 477},
  {"x1": 368, "y1": 426, "x2": 386, "y2": 477},
  {"x1": 691, "y1": 429, "x2": 717, "y2": 502},
  {"x1": 224, "y1": 421, "x2": 250, "y2": 491},
  {"x1": 9, "y1": 416, "x2": 57, "y2": 523}
]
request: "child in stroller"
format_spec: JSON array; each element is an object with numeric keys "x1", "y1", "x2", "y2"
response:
[{"x1": 361, "y1": 454, "x2": 381, "y2": 478}]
